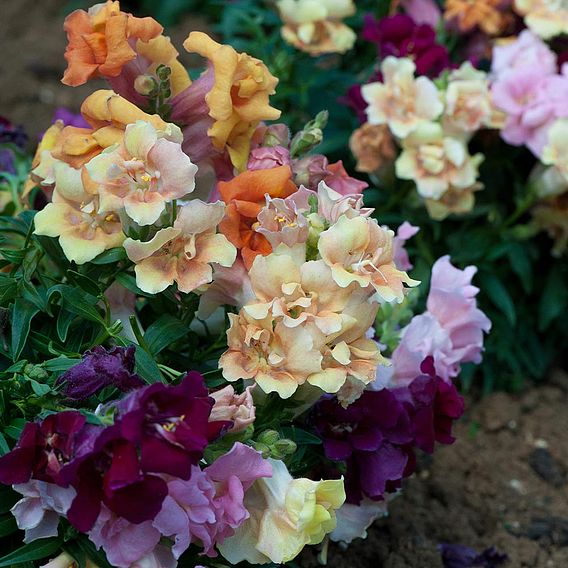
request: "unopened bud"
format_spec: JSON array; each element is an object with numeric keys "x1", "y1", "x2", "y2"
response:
[
  {"x1": 274, "y1": 438, "x2": 297, "y2": 456},
  {"x1": 134, "y1": 75, "x2": 157, "y2": 96},
  {"x1": 258, "y1": 430, "x2": 280, "y2": 446},
  {"x1": 254, "y1": 442, "x2": 271, "y2": 458},
  {"x1": 290, "y1": 110, "x2": 329, "y2": 158},
  {"x1": 24, "y1": 364, "x2": 48, "y2": 381}
]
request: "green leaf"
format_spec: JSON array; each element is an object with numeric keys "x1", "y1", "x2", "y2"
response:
[
  {"x1": 56, "y1": 308, "x2": 76, "y2": 342},
  {"x1": 42, "y1": 356, "x2": 79, "y2": 373},
  {"x1": 0, "y1": 537, "x2": 62, "y2": 566},
  {"x1": 0, "y1": 434, "x2": 9, "y2": 457},
  {"x1": 0, "y1": 486, "x2": 19, "y2": 513},
  {"x1": 66, "y1": 270, "x2": 101, "y2": 297},
  {"x1": 507, "y1": 242, "x2": 533, "y2": 294},
  {"x1": 479, "y1": 272, "x2": 516, "y2": 325},
  {"x1": 48, "y1": 285, "x2": 105, "y2": 325},
  {"x1": 0, "y1": 277, "x2": 17, "y2": 305},
  {"x1": 280, "y1": 426, "x2": 322, "y2": 445},
  {"x1": 90, "y1": 247, "x2": 127, "y2": 265},
  {"x1": 134, "y1": 346, "x2": 165, "y2": 384},
  {"x1": 144, "y1": 315, "x2": 187, "y2": 355},
  {"x1": 0, "y1": 515, "x2": 17, "y2": 537},
  {"x1": 539, "y1": 265, "x2": 568, "y2": 331},
  {"x1": 11, "y1": 298, "x2": 40, "y2": 360}
]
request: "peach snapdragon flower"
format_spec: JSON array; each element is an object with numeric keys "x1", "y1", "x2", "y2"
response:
[
  {"x1": 34, "y1": 183, "x2": 124, "y2": 265},
  {"x1": 219, "y1": 311, "x2": 324, "y2": 399},
  {"x1": 123, "y1": 200, "x2": 236, "y2": 294},
  {"x1": 245, "y1": 253, "x2": 356, "y2": 335},
  {"x1": 62, "y1": 0, "x2": 163, "y2": 86},
  {"x1": 85, "y1": 120, "x2": 197, "y2": 225},
  {"x1": 181, "y1": 32, "x2": 281, "y2": 170},
  {"x1": 443, "y1": 63, "x2": 497, "y2": 136},
  {"x1": 395, "y1": 122, "x2": 484, "y2": 204},
  {"x1": 219, "y1": 459, "x2": 345, "y2": 564},
  {"x1": 318, "y1": 214, "x2": 419, "y2": 302},
  {"x1": 277, "y1": 0, "x2": 357, "y2": 55},
  {"x1": 349, "y1": 123, "x2": 398, "y2": 174},
  {"x1": 444, "y1": 0, "x2": 509, "y2": 35},
  {"x1": 362, "y1": 57, "x2": 444, "y2": 139},
  {"x1": 255, "y1": 186, "x2": 313, "y2": 249},
  {"x1": 514, "y1": 0, "x2": 568, "y2": 38}
]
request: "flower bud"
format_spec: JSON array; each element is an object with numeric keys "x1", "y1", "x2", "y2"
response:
[
  {"x1": 134, "y1": 75, "x2": 158, "y2": 96},
  {"x1": 258, "y1": 429, "x2": 280, "y2": 446}
]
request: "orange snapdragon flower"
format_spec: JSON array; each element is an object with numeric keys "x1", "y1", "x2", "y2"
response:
[
  {"x1": 62, "y1": 0, "x2": 163, "y2": 86},
  {"x1": 218, "y1": 166, "x2": 297, "y2": 269},
  {"x1": 444, "y1": 0, "x2": 509, "y2": 35},
  {"x1": 183, "y1": 32, "x2": 281, "y2": 171},
  {"x1": 52, "y1": 90, "x2": 168, "y2": 169}
]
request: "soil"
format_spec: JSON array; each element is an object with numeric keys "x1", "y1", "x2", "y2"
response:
[
  {"x1": 302, "y1": 369, "x2": 568, "y2": 568},
  {"x1": 2, "y1": 2, "x2": 568, "y2": 568}
]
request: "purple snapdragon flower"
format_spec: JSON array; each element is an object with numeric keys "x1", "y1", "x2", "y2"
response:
[
  {"x1": 314, "y1": 389, "x2": 414, "y2": 504},
  {"x1": 0, "y1": 116, "x2": 28, "y2": 149},
  {"x1": 362, "y1": 14, "x2": 450, "y2": 78},
  {"x1": 314, "y1": 357, "x2": 464, "y2": 504},
  {"x1": 56, "y1": 346, "x2": 144, "y2": 400}
]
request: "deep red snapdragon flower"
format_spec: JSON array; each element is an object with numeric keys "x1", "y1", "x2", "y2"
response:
[
  {"x1": 62, "y1": 371, "x2": 231, "y2": 531},
  {"x1": 362, "y1": 14, "x2": 450, "y2": 78}
]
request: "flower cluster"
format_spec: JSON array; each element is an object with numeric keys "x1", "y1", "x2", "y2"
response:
[
  {"x1": 219, "y1": 180, "x2": 419, "y2": 402},
  {"x1": 0, "y1": 2, "x2": 494, "y2": 566},
  {"x1": 345, "y1": 4, "x2": 507, "y2": 222}
]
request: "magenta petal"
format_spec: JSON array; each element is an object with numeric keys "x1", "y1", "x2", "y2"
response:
[
  {"x1": 140, "y1": 436, "x2": 192, "y2": 480},
  {"x1": 324, "y1": 438, "x2": 354, "y2": 461}
]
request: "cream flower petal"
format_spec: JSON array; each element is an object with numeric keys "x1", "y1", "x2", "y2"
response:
[
  {"x1": 195, "y1": 233, "x2": 237, "y2": 267},
  {"x1": 175, "y1": 259, "x2": 213, "y2": 293},
  {"x1": 124, "y1": 227, "x2": 180, "y2": 263},
  {"x1": 134, "y1": 255, "x2": 177, "y2": 294},
  {"x1": 124, "y1": 120, "x2": 159, "y2": 160}
]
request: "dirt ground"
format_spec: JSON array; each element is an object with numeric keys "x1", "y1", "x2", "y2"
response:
[
  {"x1": 2, "y1": 2, "x2": 568, "y2": 568},
  {"x1": 302, "y1": 370, "x2": 568, "y2": 568}
]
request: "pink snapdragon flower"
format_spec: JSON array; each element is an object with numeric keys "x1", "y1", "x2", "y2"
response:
[
  {"x1": 153, "y1": 443, "x2": 271, "y2": 558},
  {"x1": 11, "y1": 481, "x2": 76, "y2": 544},
  {"x1": 391, "y1": 256, "x2": 491, "y2": 384},
  {"x1": 89, "y1": 507, "x2": 165, "y2": 568},
  {"x1": 247, "y1": 145, "x2": 291, "y2": 171},
  {"x1": 393, "y1": 222, "x2": 419, "y2": 271},
  {"x1": 491, "y1": 30, "x2": 557, "y2": 81},
  {"x1": 210, "y1": 385, "x2": 256, "y2": 433},
  {"x1": 491, "y1": 65, "x2": 568, "y2": 156}
]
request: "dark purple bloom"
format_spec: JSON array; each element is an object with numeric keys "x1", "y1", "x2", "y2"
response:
[
  {"x1": 400, "y1": 356, "x2": 465, "y2": 454},
  {"x1": 0, "y1": 116, "x2": 28, "y2": 149},
  {"x1": 362, "y1": 14, "x2": 450, "y2": 78},
  {"x1": 314, "y1": 357, "x2": 464, "y2": 504},
  {"x1": 61, "y1": 371, "x2": 231, "y2": 531},
  {"x1": 0, "y1": 411, "x2": 87, "y2": 485},
  {"x1": 439, "y1": 543, "x2": 508, "y2": 568},
  {"x1": 52, "y1": 107, "x2": 90, "y2": 129},
  {"x1": 314, "y1": 390, "x2": 414, "y2": 504},
  {"x1": 57, "y1": 345, "x2": 144, "y2": 400}
]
